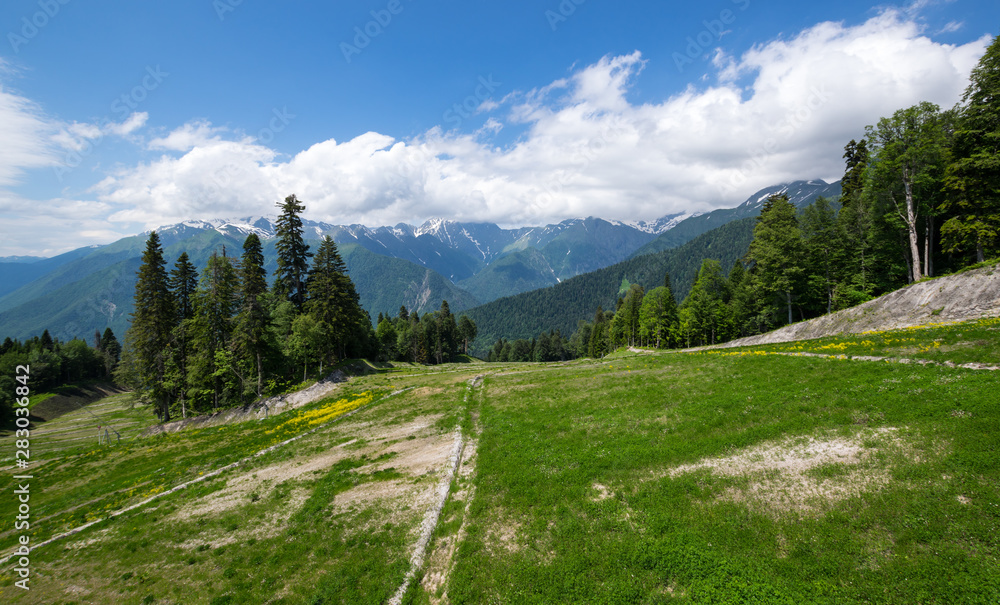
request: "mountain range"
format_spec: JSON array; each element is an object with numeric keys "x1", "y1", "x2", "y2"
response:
[{"x1": 0, "y1": 179, "x2": 840, "y2": 344}]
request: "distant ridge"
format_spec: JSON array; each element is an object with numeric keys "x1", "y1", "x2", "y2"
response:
[{"x1": 631, "y1": 179, "x2": 842, "y2": 258}]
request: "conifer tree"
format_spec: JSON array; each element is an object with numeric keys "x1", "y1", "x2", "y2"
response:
[
  {"x1": 457, "y1": 315, "x2": 477, "y2": 355},
  {"x1": 306, "y1": 236, "x2": 367, "y2": 362},
  {"x1": 128, "y1": 231, "x2": 176, "y2": 420},
  {"x1": 190, "y1": 252, "x2": 239, "y2": 410},
  {"x1": 273, "y1": 194, "x2": 312, "y2": 309},
  {"x1": 168, "y1": 252, "x2": 198, "y2": 417},
  {"x1": 170, "y1": 253, "x2": 198, "y2": 321},
  {"x1": 99, "y1": 327, "x2": 121, "y2": 378},
  {"x1": 234, "y1": 234, "x2": 271, "y2": 396},
  {"x1": 841, "y1": 139, "x2": 869, "y2": 205},
  {"x1": 40, "y1": 329, "x2": 53, "y2": 351},
  {"x1": 588, "y1": 306, "x2": 608, "y2": 358},
  {"x1": 435, "y1": 300, "x2": 458, "y2": 363},
  {"x1": 801, "y1": 196, "x2": 844, "y2": 315}
]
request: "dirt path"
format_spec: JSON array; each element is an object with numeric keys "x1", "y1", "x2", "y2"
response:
[
  {"x1": 417, "y1": 377, "x2": 483, "y2": 604},
  {"x1": 389, "y1": 375, "x2": 485, "y2": 605},
  {"x1": 772, "y1": 351, "x2": 1000, "y2": 370}
]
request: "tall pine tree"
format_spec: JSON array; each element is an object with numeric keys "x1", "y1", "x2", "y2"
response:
[
  {"x1": 168, "y1": 252, "x2": 198, "y2": 418},
  {"x1": 306, "y1": 236, "x2": 367, "y2": 363},
  {"x1": 128, "y1": 231, "x2": 176, "y2": 420},
  {"x1": 746, "y1": 195, "x2": 806, "y2": 326},
  {"x1": 273, "y1": 194, "x2": 312, "y2": 309},
  {"x1": 191, "y1": 251, "x2": 239, "y2": 410},
  {"x1": 234, "y1": 234, "x2": 271, "y2": 397}
]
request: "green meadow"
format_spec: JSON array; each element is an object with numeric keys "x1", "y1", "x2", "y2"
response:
[{"x1": 2, "y1": 320, "x2": 999, "y2": 603}]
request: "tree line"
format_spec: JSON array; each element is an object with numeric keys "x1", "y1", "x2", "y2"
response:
[
  {"x1": 0, "y1": 329, "x2": 122, "y2": 420},
  {"x1": 372, "y1": 302, "x2": 478, "y2": 364},
  {"x1": 117, "y1": 195, "x2": 474, "y2": 422}
]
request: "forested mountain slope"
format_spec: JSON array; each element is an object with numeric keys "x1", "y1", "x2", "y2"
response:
[
  {"x1": 631, "y1": 180, "x2": 841, "y2": 258},
  {"x1": 465, "y1": 217, "x2": 757, "y2": 348}
]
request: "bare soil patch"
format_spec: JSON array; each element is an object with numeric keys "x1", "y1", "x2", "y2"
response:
[{"x1": 664, "y1": 427, "x2": 929, "y2": 517}]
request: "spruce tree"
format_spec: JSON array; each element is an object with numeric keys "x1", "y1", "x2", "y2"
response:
[
  {"x1": 128, "y1": 231, "x2": 176, "y2": 421},
  {"x1": 234, "y1": 234, "x2": 271, "y2": 396},
  {"x1": 99, "y1": 327, "x2": 121, "y2": 378},
  {"x1": 40, "y1": 329, "x2": 53, "y2": 351},
  {"x1": 170, "y1": 253, "x2": 198, "y2": 321},
  {"x1": 457, "y1": 315, "x2": 477, "y2": 355},
  {"x1": 801, "y1": 196, "x2": 844, "y2": 315},
  {"x1": 306, "y1": 236, "x2": 366, "y2": 363},
  {"x1": 273, "y1": 194, "x2": 312, "y2": 309},
  {"x1": 167, "y1": 252, "x2": 198, "y2": 417},
  {"x1": 435, "y1": 300, "x2": 458, "y2": 363},
  {"x1": 841, "y1": 139, "x2": 869, "y2": 205},
  {"x1": 190, "y1": 252, "x2": 239, "y2": 410}
]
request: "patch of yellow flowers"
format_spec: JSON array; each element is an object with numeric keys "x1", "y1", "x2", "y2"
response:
[{"x1": 266, "y1": 390, "x2": 377, "y2": 435}]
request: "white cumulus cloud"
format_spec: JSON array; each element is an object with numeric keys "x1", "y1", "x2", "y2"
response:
[{"x1": 95, "y1": 9, "x2": 986, "y2": 231}]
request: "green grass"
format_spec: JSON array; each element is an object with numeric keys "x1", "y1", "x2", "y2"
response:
[
  {"x1": 2, "y1": 321, "x2": 999, "y2": 603},
  {"x1": 443, "y1": 348, "x2": 1000, "y2": 603}
]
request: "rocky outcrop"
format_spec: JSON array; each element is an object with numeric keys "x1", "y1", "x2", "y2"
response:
[
  {"x1": 142, "y1": 370, "x2": 347, "y2": 436},
  {"x1": 720, "y1": 262, "x2": 1000, "y2": 348}
]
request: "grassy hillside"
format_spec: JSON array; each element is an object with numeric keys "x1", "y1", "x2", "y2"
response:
[
  {"x1": 1, "y1": 318, "x2": 997, "y2": 603},
  {"x1": 465, "y1": 217, "x2": 757, "y2": 348}
]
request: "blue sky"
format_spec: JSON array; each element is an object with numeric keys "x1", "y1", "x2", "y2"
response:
[{"x1": 0, "y1": 0, "x2": 996, "y2": 256}]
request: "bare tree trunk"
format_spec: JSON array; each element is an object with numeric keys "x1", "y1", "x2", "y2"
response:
[
  {"x1": 903, "y1": 170, "x2": 923, "y2": 282},
  {"x1": 924, "y1": 215, "x2": 934, "y2": 277},
  {"x1": 786, "y1": 290, "x2": 793, "y2": 325},
  {"x1": 256, "y1": 351, "x2": 263, "y2": 396}
]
